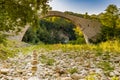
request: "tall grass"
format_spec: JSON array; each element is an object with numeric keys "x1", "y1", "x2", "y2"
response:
[
  {"x1": 99, "y1": 40, "x2": 120, "y2": 53},
  {"x1": 0, "y1": 39, "x2": 120, "y2": 59},
  {"x1": 43, "y1": 40, "x2": 120, "y2": 54}
]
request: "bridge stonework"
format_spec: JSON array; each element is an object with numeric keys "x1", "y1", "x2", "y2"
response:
[{"x1": 8, "y1": 11, "x2": 101, "y2": 44}]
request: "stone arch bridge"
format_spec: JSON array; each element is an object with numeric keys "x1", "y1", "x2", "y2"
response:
[{"x1": 9, "y1": 11, "x2": 101, "y2": 44}]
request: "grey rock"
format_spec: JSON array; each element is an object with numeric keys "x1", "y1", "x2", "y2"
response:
[{"x1": 71, "y1": 73, "x2": 80, "y2": 80}]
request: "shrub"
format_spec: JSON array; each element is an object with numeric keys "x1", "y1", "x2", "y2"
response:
[{"x1": 68, "y1": 68, "x2": 78, "y2": 74}]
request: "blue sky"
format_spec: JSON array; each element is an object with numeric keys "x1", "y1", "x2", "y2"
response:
[{"x1": 49, "y1": 0, "x2": 120, "y2": 15}]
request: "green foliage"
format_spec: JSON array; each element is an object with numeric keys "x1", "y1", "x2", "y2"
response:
[
  {"x1": 64, "y1": 11, "x2": 84, "y2": 18},
  {"x1": 0, "y1": 0, "x2": 50, "y2": 32},
  {"x1": 84, "y1": 12, "x2": 90, "y2": 19},
  {"x1": 73, "y1": 26, "x2": 83, "y2": 37},
  {"x1": 100, "y1": 26, "x2": 115, "y2": 41},
  {"x1": 67, "y1": 26, "x2": 85, "y2": 44},
  {"x1": 0, "y1": 45, "x2": 16, "y2": 59},
  {"x1": 36, "y1": 39, "x2": 120, "y2": 54},
  {"x1": 0, "y1": 39, "x2": 32, "y2": 59},
  {"x1": 46, "y1": 58, "x2": 56, "y2": 66},
  {"x1": 0, "y1": 33, "x2": 7, "y2": 43},
  {"x1": 68, "y1": 68, "x2": 78, "y2": 74},
  {"x1": 23, "y1": 17, "x2": 76, "y2": 44},
  {"x1": 111, "y1": 76, "x2": 119, "y2": 80},
  {"x1": 40, "y1": 54, "x2": 56, "y2": 66},
  {"x1": 97, "y1": 61, "x2": 114, "y2": 75},
  {"x1": 69, "y1": 37, "x2": 85, "y2": 44},
  {"x1": 65, "y1": 11, "x2": 98, "y2": 20},
  {"x1": 99, "y1": 4, "x2": 120, "y2": 41},
  {"x1": 85, "y1": 73, "x2": 99, "y2": 80},
  {"x1": 0, "y1": 40, "x2": 19, "y2": 59},
  {"x1": 99, "y1": 4, "x2": 119, "y2": 28},
  {"x1": 95, "y1": 48, "x2": 103, "y2": 56},
  {"x1": 99, "y1": 40, "x2": 120, "y2": 53},
  {"x1": 101, "y1": 26, "x2": 120, "y2": 41},
  {"x1": 85, "y1": 76, "x2": 95, "y2": 80}
]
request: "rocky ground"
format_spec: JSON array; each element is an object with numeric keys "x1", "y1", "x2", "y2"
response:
[{"x1": 0, "y1": 49, "x2": 120, "y2": 80}]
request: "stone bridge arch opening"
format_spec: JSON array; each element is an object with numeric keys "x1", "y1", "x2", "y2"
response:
[
  {"x1": 22, "y1": 16, "x2": 84, "y2": 44},
  {"x1": 37, "y1": 12, "x2": 87, "y2": 44},
  {"x1": 9, "y1": 11, "x2": 101, "y2": 44}
]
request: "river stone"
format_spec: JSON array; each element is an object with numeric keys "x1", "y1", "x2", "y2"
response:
[
  {"x1": 0, "y1": 68, "x2": 10, "y2": 75},
  {"x1": 61, "y1": 77, "x2": 72, "y2": 80},
  {"x1": 28, "y1": 76, "x2": 40, "y2": 80},
  {"x1": 71, "y1": 73, "x2": 80, "y2": 80}
]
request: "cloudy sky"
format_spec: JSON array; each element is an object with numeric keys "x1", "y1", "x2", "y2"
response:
[{"x1": 49, "y1": 0, "x2": 120, "y2": 15}]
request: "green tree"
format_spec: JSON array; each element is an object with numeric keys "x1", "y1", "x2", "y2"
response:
[
  {"x1": 23, "y1": 17, "x2": 77, "y2": 44},
  {"x1": 99, "y1": 4, "x2": 119, "y2": 29},
  {"x1": 99, "y1": 4, "x2": 120, "y2": 40},
  {"x1": 0, "y1": 0, "x2": 51, "y2": 32},
  {"x1": 84, "y1": 12, "x2": 89, "y2": 19}
]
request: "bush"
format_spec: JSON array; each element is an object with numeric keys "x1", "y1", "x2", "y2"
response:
[
  {"x1": 100, "y1": 26, "x2": 120, "y2": 42},
  {"x1": 0, "y1": 33, "x2": 7, "y2": 43},
  {"x1": 68, "y1": 37, "x2": 85, "y2": 44},
  {"x1": 68, "y1": 68, "x2": 78, "y2": 74}
]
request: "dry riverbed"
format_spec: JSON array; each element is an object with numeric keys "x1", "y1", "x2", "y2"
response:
[{"x1": 0, "y1": 49, "x2": 120, "y2": 80}]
